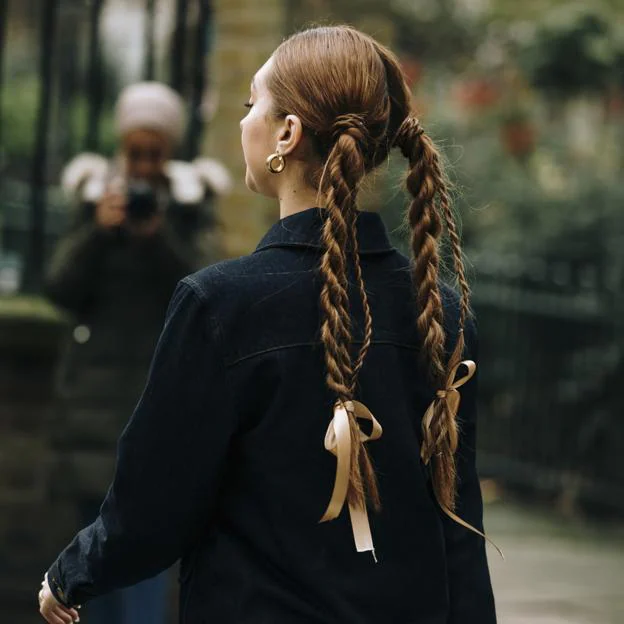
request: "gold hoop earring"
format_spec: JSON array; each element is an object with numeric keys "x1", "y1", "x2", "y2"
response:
[{"x1": 266, "y1": 151, "x2": 286, "y2": 174}]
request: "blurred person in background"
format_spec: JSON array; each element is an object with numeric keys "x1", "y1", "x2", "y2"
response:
[
  {"x1": 44, "y1": 81, "x2": 230, "y2": 624},
  {"x1": 39, "y1": 27, "x2": 496, "y2": 624}
]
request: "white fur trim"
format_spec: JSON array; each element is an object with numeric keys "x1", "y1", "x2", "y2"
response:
[
  {"x1": 165, "y1": 160, "x2": 205, "y2": 204},
  {"x1": 61, "y1": 153, "x2": 109, "y2": 203},
  {"x1": 61, "y1": 152, "x2": 109, "y2": 194},
  {"x1": 60, "y1": 154, "x2": 231, "y2": 207},
  {"x1": 192, "y1": 158, "x2": 233, "y2": 196}
]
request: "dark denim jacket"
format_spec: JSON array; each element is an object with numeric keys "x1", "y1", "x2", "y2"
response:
[{"x1": 48, "y1": 207, "x2": 496, "y2": 624}]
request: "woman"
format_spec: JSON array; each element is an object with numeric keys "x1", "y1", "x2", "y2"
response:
[{"x1": 39, "y1": 26, "x2": 496, "y2": 624}]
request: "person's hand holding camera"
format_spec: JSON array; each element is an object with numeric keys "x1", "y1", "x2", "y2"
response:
[
  {"x1": 95, "y1": 188, "x2": 162, "y2": 237},
  {"x1": 95, "y1": 193, "x2": 126, "y2": 230}
]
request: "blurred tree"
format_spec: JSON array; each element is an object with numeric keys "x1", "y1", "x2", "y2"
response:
[
  {"x1": 1, "y1": 75, "x2": 38, "y2": 176},
  {"x1": 85, "y1": 0, "x2": 105, "y2": 152},
  {"x1": 26, "y1": 0, "x2": 59, "y2": 292},
  {"x1": 520, "y1": 4, "x2": 620, "y2": 97},
  {"x1": 170, "y1": 0, "x2": 189, "y2": 92},
  {"x1": 488, "y1": 0, "x2": 623, "y2": 22},
  {"x1": 56, "y1": 1, "x2": 83, "y2": 167},
  {"x1": 0, "y1": 0, "x2": 7, "y2": 170},
  {"x1": 144, "y1": 0, "x2": 157, "y2": 80},
  {"x1": 285, "y1": 0, "x2": 480, "y2": 71}
]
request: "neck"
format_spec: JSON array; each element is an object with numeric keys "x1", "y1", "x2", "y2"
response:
[{"x1": 277, "y1": 185, "x2": 324, "y2": 220}]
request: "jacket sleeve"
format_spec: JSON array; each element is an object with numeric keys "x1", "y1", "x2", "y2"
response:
[
  {"x1": 45, "y1": 204, "x2": 113, "y2": 316},
  {"x1": 443, "y1": 320, "x2": 497, "y2": 623},
  {"x1": 46, "y1": 279, "x2": 237, "y2": 607}
]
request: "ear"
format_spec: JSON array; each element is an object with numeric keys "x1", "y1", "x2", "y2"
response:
[{"x1": 275, "y1": 114, "x2": 304, "y2": 156}]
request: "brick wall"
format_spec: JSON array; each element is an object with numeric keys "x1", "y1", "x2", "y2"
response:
[{"x1": 207, "y1": 0, "x2": 286, "y2": 258}]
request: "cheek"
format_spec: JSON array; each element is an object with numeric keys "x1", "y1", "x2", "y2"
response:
[
  {"x1": 241, "y1": 115, "x2": 274, "y2": 193},
  {"x1": 242, "y1": 115, "x2": 265, "y2": 160}
]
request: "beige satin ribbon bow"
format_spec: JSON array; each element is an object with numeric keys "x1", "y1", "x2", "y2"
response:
[
  {"x1": 320, "y1": 400, "x2": 382, "y2": 560},
  {"x1": 421, "y1": 359, "x2": 476, "y2": 463},
  {"x1": 422, "y1": 359, "x2": 505, "y2": 559}
]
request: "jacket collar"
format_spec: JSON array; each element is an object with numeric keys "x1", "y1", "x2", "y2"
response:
[{"x1": 254, "y1": 207, "x2": 395, "y2": 255}]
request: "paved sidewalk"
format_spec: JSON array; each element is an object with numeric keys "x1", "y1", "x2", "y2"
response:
[{"x1": 485, "y1": 500, "x2": 624, "y2": 624}]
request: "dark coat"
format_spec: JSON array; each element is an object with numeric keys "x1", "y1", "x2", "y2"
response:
[
  {"x1": 46, "y1": 194, "x2": 216, "y2": 497},
  {"x1": 47, "y1": 207, "x2": 496, "y2": 623}
]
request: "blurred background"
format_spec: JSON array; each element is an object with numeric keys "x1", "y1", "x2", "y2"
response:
[{"x1": 1, "y1": 0, "x2": 623, "y2": 622}]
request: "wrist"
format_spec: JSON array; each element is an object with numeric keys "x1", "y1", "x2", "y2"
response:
[{"x1": 46, "y1": 564, "x2": 71, "y2": 607}]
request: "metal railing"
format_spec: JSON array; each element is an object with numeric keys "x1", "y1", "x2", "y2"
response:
[{"x1": 472, "y1": 245, "x2": 624, "y2": 513}]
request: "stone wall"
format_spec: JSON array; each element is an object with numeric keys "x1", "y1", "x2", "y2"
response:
[{"x1": 0, "y1": 299, "x2": 74, "y2": 623}]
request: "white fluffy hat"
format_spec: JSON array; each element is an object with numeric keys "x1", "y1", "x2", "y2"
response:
[{"x1": 115, "y1": 82, "x2": 187, "y2": 145}]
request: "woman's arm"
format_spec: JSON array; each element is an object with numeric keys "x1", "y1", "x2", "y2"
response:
[
  {"x1": 443, "y1": 320, "x2": 497, "y2": 623},
  {"x1": 45, "y1": 279, "x2": 237, "y2": 607}
]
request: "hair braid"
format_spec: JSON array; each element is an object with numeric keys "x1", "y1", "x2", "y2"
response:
[
  {"x1": 318, "y1": 120, "x2": 380, "y2": 510},
  {"x1": 344, "y1": 207, "x2": 378, "y2": 507},
  {"x1": 394, "y1": 117, "x2": 470, "y2": 511},
  {"x1": 428, "y1": 151, "x2": 471, "y2": 511},
  {"x1": 431, "y1": 155, "x2": 471, "y2": 359},
  {"x1": 319, "y1": 205, "x2": 353, "y2": 399},
  {"x1": 349, "y1": 212, "x2": 373, "y2": 391},
  {"x1": 396, "y1": 122, "x2": 446, "y2": 383}
]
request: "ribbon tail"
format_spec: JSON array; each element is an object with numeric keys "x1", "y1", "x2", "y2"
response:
[
  {"x1": 348, "y1": 501, "x2": 378, "y2": 562},
  {"x1": 435, "y1": 493, "x2": 505, "y2": 560},
  {"x1": 320, "y1": 404, "x2": 352, "y2": 523}
]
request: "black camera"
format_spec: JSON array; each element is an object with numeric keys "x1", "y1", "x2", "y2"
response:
[{"x1": 126, "y1": 180, "x2": 158, "y2": 221}]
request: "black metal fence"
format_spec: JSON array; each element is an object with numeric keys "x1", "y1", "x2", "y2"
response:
[
  {"x1": 472, "y1": 244, "x2": 624, "y2": 513},
  {"x1": 0, "y1": 0, "x2": 213, "y2": 291}
]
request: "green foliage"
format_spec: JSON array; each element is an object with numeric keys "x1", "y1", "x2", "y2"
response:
[
  {"x1": 1, "y1": 73, "x2": 117, "y2": 178},
  {"x1": 1, "y1": 75, "x2": 39, "y2": 168},
  {"x1": 380, "y1": 117, "x2": 624, "y2": 265},
  {"x1": 457, "y1": 149, "x2": 624, "y2": 258},
  {"x1": 286, "y1": 0, "x2": 480, "y2": 70},
  {"x1": 67, "y1": 97, "x2": 117, "y2": 158},
  {"x1": 520, "y1": 3, "x2": 624, "y2": 95},
  {"x1": 0, "y1": 295, "x2": 67, "y2": 324}
]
